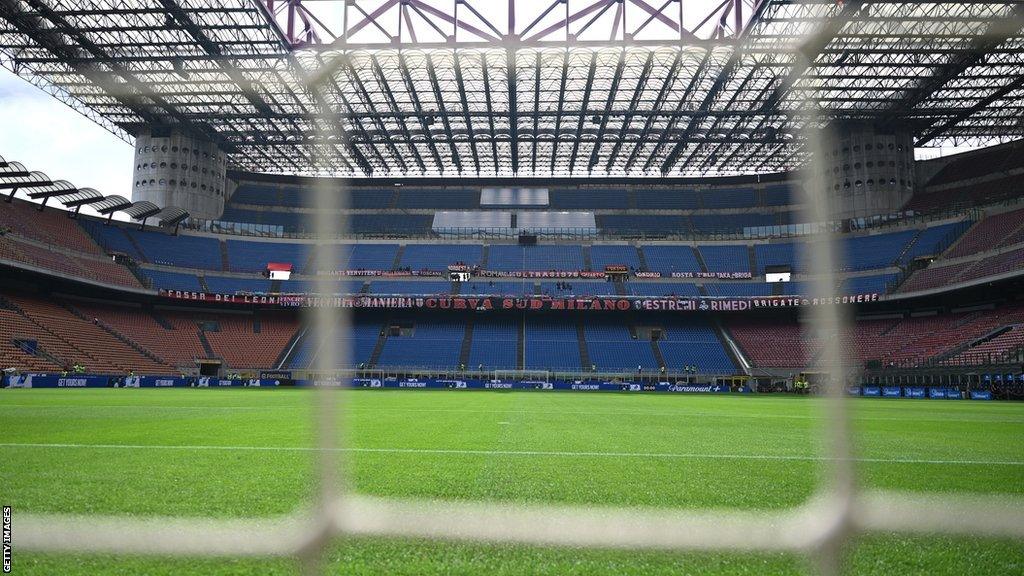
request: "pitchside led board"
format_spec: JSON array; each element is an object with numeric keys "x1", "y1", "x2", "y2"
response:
[{"x1": 765, "y1": 265, "x2": 792, "y2": 283}]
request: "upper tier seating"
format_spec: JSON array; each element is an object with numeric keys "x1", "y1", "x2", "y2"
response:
[
  {"x1": 596, "y1": 215, "x2": 687, "y2": 235},
  {"x1": 927, "y1": 144, "x2": 1024, "y2": 187},
  {"x1": 80, "y1": 220, "x2": 145, "y2": 260},
  {"x1": 906, "y1": 172, "x2": 1024, "y2": 213},
  {"x1": 946, "y1": 208, "x2": 1024, "y2": 258},
  {"x1": 129, "y1": 229, "x2": 222, "y2": 269},
  {"x1": 763, "y1": 185, "x2": 794, "y2": 207},
  {"x1": 699, "y1": 187, "x2": 756, "y2": 209},
  {"x1": 549, "y1": 188, "x2": 628, "y2": 209},
  {"x1": 633, "y1": 189, "x2": 700, "y2": 209},
  {"x1": 226, "y1": 240, "x2": 312, "y2": 273},
  {"x1": 1, "y1": 235, "x2": 141, "y2": 289},
  {"x1": 0, "y1": 200, "x2": 100, "y2": 254},
  {"x1": 395, "y1": 188, "x2": 479, "y2": 209}
]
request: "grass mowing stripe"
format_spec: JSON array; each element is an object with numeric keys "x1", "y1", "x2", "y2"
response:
[
  {"x1": 1, "y1": 442, "x2": 1022, "y2": 466},
  {"x1": 4, "y1": 404, "x2": 1022, "y2": 424}
]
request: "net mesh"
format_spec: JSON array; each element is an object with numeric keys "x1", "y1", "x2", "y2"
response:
[{"x1": 10, "y1": 9, "x2": 1024, "y2": 576}]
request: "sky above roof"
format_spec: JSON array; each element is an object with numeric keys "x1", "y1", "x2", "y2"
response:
[{"x1": 0, "y1": 67, "x2": 133, "y2": 204}]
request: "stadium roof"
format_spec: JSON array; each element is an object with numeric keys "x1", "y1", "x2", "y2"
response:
[{"x1": 1, "y1": 0, "x2": 1022, "y2": 177}]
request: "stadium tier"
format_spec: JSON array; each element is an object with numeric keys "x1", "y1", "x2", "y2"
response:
[
  {"x1": 2, "y1": 151, "x2": 1024, "y2": 379},
  {"x1": 5, "y1": 4, "x2": 1024, "y2": 572}
]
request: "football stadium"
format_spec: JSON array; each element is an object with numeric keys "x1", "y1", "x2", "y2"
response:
[{"x1": 1, "y1": 0, "x2": 1024, "y2": 574}]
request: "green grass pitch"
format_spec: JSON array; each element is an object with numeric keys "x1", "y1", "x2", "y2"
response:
[{"x1": 1, "y1": 388, "x2": 1022, "y2": 575}]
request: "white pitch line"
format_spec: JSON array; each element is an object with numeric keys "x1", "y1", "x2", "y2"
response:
[{"x1": 0, "y1": 442, "x2": 1021, "y2": 467}]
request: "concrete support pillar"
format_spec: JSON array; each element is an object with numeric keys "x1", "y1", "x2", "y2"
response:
[
  {"x1": 132, "y1": 129, "x2": 227, "y2": 220},
  {"x1": 819, "y1": 122, "x2": 916, "y2": 220}
]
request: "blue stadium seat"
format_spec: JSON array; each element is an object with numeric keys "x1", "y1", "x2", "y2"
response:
[
  {"x1": 705, "y1": 283, "x2": 773, "y2": 297},
  {"x1": 524, "y1": 318, "x2": 580, "y2": 370},
  {"x1": 367, "y1": 281, "x2": 451, "y2": 295},
  {"x1": 549, "y1": 188, "x2": 628, "y2": 209},
  {"x1": 539, "y1": 282, "x2": 617, "y2": 297},
  {"x1": 460, "y1": 280, "x2": 534, "y2": 296},
  {"x1": 129, "y1": 230, "x2": 221, "y2": 270},
  {"x1": 690, "y1": 213, "x2": 776, "y2": 234},
  {"x1": 898, "y1": 221, "x2": 971, "y2": 265},
  {"x1": 350, "y1": 214, "x2": 433, "y2": 234},
  {"x1": 597, "y1": 215, "x2": 687, "y2": 235},
  {"x1": 400, "y1": 244, "x2": 483, "y2": 270},
  {"x1": 763, "y1": 185, "x2": 794, "y2": 206},
  {"x1": 377, "y1": 318, "x2": 466, "y2": 368},
  {"x1": 698, "y1": 245, "x2": 750, "y2": 273},
  {"x1": 204, "y1": 275, "x2": 272, "y2": 293},
  {"x1": 395, "y1": 188, "x2": 479, "y2": 209},
  {"x1": 469, "y1": 318, "x2": 517, "y2": 369},
  {"x1": 754, "y1": 242, "x2": 798, "y2": 274},
  {"x1": 633, "y1": 189, "x2": 700, "y2": 209},
  {"x1": 700, "y1": 187, "x2": 755, "y2": 209},
  {"x1": 80, "y1": 221, "x2": 144, "y2": 261},
  {"x1": 589, "y1": 245, "x2": 642, "y2": 270},
  {"x1": 585, "y1": 321, "x2": 658, "y2": 371},
  {"x1": 626, "y1": 282, "x2": 700, "y2": 297},
  {"x1": 657, "y1": 317, "x2": 735, "y2": 373},
  {"x1": 140, "y1": 268, "x2": 201, "y2": 291},
  {"x1": 228, "y1": 184, "x2": 278, "y2": 206},
  {"x1": 841, "y1": 273, "x2": 898, "y2": 295},
  {"x1": 639, "y1": 245, "x2": 702, "y2": 275},
  {"x1": 227, "y1": 240, "x2": 313, "y2": 273},
  {"x1": 487, "y1": 245, "x2": 584, "y2": 272},
  {"x1": 839, "y1": 230, "x2": 916, "y2": 271}
]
